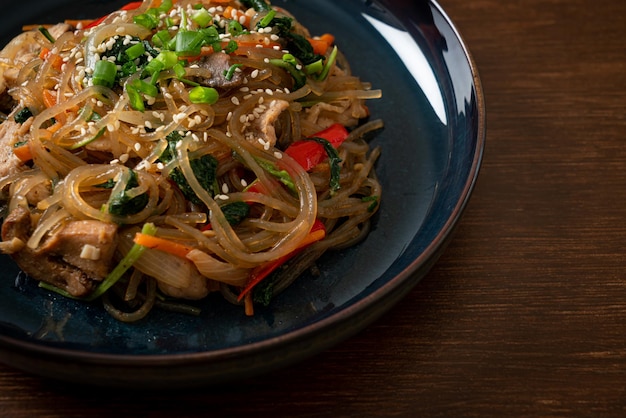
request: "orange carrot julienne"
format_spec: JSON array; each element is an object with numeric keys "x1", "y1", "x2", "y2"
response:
[
  {"x1": 42, "y1": 89, "x2": 57, "y2": 108},
  {"x1": 244, "y1": 293, "x2": 254, "y2": 316},
  {"x1": 13, "y1": 142, "x2": 32, "y2": 162},
  {"x1": 308, "y1": 33, "x2": 335, "y2": 55},
  {"x1": 133, "y1": 233, "x2": 195, "y2": 259},
  {"x1": 39, "y1": 48, "x2": 64, "y2": 71},
  {"x1": 223, "y1": 6, "x2": 251, "y2": 27}
]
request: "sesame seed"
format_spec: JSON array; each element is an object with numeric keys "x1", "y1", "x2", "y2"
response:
[
  {"x1": 222, "y1": 183, "x2": 229, "y2": 194},
  {"x1": 274, "y1": 151, "x2": 283, "y2": 159},
  {"x1": 231, "y1": 96, "x2": 240, "y2": 105},
  {"x1": 119, "y1": 153, "x2": 129, "y2": 163},
  {"x1": 134, "y1": 143, "x2": 141, "y2": 151},
  {"x1": 241, "y1": 179, "x2": 248, "y2": 187},
  {"x1": 156, "y1": 162, "x2": 165, "y2": 170}
]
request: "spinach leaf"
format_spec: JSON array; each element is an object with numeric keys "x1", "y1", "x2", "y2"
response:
[
  {"x1": 240, "y1": 0, "x2": 271, "y2": 12},
  {"x1": 308, "y1": 136, "x2": 342, "y2": 194},
  {"x1": 108, "y1": 169, "x2": 149, "y2": 216},
  {"x1": 14, "y1": 108, "x2": 33, "y2": 124},
  {"x1": 221, "y1": 201, "x2": 250, "y2": 226},
  {"x1": 161, "y1": 131, "x2": 219, "y2": 205}
]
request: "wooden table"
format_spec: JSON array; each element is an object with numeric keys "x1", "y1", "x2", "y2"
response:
[{"x1": 2, "y1": 0, "x2": 626, "y2": 416}]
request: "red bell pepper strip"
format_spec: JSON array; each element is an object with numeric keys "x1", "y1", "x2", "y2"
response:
[
  {"x1": 284, "y1": 123, "x2": 349, "y2": 171},
  {"x1": 84, "y1": 1, "x2": 143, "y2": 29},
  {"x1": 237, "y1": 219, "x2": 326, "y2": 302}
]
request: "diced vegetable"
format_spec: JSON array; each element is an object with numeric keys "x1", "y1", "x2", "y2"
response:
[
  {"x1": 189, "y1": 86, "x2": 219, "y2": 104},
  {"x1": 284, "y1": 123, "x2": 349, "y2": 170},
  {"x1": 92, "y1": 60, "x2": 118, "y2": 88}
]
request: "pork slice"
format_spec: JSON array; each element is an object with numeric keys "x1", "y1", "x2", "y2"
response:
[
  {"x1": 245, "y1": 99, "x2": 289, "y2": 150},
  {"x1": 39, "y1": 220, "x2": 119, "y2": 280},
  {"x1": 1, "y1": 206, "x2": 118, "y2": 297},
  {"x1": 195, "y1": 53, "x2": 243, "y2": 89}
]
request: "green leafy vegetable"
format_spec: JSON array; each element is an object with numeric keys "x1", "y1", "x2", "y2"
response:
[
  {"x1": 240, "y1": 0, "x2": 272, "y2": 12},
  {"x1": 161, "y1": 131, "x2": 219, "y2": 205},
  {"x1": 221, "y1": 201, "x2": 250, "y2": 226},
  {"x1": 308, "y1": 136, "x2": 342, "y2": 194},
  {"x1": 108, "y1": 169, "x2": 149, "y2": 216},
  {"x1": 14, "y1": 108, "x2": 33, "y2": 124}
]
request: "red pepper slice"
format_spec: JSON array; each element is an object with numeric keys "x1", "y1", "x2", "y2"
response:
[
  {"x1": 237, "y1": 219, "x2": 326, "y2": 301},
  {"x1": 84, "y1": 1, "x2": 143, "y2": 29},
  {"x1": 284, "y1": 123, "x2": 349, "y2": 171}
]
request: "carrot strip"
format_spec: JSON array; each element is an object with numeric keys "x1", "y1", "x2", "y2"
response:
[
  {"x1": 244, "y1": 293, "x2": 254, "y2": 316},
  {"x1": 133, "y1": 233, "x2": 195, "y2": 259},
  {"x1": 42, "y1": 89, "x2": 57, "y2": 108},
  {"x1": 13, "y1": 143, "x2": 33, "y2": 162},
  {"x1": 308, "y1": 33, "x2": 335, "y2": 55}
]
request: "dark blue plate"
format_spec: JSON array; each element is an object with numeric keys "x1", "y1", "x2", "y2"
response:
[{"x1": 0, "y1": 0, "x2": 484, "y2": 386}]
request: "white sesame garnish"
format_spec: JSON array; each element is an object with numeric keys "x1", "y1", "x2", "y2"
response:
[{"x1": 231, "y1": 96, "x2": 240, "y2": 105}]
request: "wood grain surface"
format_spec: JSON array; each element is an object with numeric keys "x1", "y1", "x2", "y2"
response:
[{"x1": 2, "y1": 0, "x2": 626, "y2": 416}]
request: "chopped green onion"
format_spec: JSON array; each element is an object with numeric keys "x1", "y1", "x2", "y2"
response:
[
  {"x1": 86, "y1": 223, "x2": 158, "y2": 301},
  {"x1": 192, "y1": 7, "x2": 213, "y2": 28},
  {"x1": 224, "y1": 40, "x2": 238, "y2": 54},
  {"x1": 173, "y1": 62, "x2": 187, "y2": 79},
  {"x1": 134, "y1": 11, "x2": 160, "y2": 30},
  {"x1": 228, "y1": 20, "x2": 244, "y2": 36},
  {"x1": 143, "y1": 58, "x2": 165, "y2": 77},
  {"x1": 131, "y1": 78, "x2": 159, "y2": 97},
  {"x1": 157, "y1": 0, "x2": 173, "y2": 13},
  {"x1": 258, "y1": 9, "x2": 277, "y2": 28},
  {"x1": 282, "y1": 54, "x2": 298, "y2": 66},
  {"x1": 189, "y1": 86, "x2": 219, "y2": 104},
  {"x1": 92, "y1": 60, "x2": 117, "y2": 88},
  {"x1": 69, "y1": 127, "x2": 106, "y2": 150},
  {"x1": 38, "y1": 26, "x2": 56, "y2": 43},
  {"x1": 223, "y1": 63, "x2": 243, "y2": 81},
  {"x1": 305, "y1": 59, "x2": 324, "y2": 75},
  {"x1": 268, "y1": 58, "x2": 306, "y2": 89},
  {"x1": 318, "y1": 45, "x2": 338, "y2": 81},
  {"x1": 155, "y1": 50, "x2": 179, "y2": 69},
  {"x1": 126, "y1": 85, "x2": 145, "y2": 111},
  {"x1": 152, "y1": 30, "x2": 172, "y2": 48},
  {"x1": 125, "y1": 42, "x2": 146, "y2": 61},
  {"x1": 175, "y1": 30, "x2": 204, "y2": 56}
]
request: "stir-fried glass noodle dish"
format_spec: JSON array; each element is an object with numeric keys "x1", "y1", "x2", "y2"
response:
[{"x1": 0, "y1": 0, "x2": 382, "y2": 321}]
